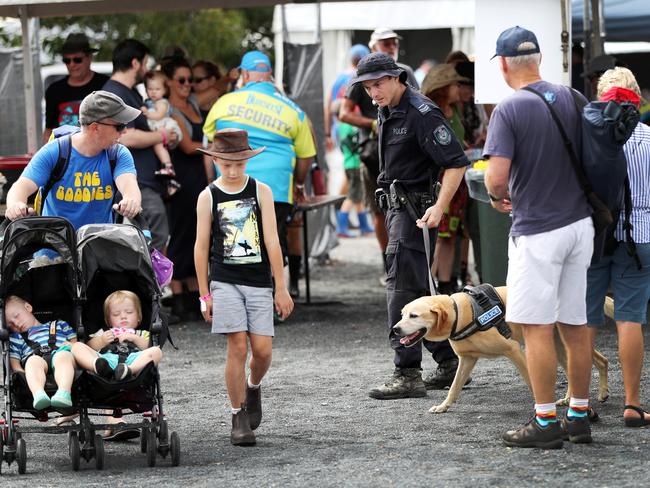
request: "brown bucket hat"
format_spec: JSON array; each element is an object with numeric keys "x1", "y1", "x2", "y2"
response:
[
  {"x1": 421, "y1": 64, "x2": 470, "y2": 96},
  {"x1": 197, "y1": 128, "x2": 265, "y2": 161}
]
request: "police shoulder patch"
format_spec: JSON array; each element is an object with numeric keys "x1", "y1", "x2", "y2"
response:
[{"x1": 433, "y1": 125, "x2": 452, "y2": 145}]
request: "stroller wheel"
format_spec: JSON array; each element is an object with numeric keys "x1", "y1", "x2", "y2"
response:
[
  {"x1": 94, "y1": 434, "x2": 105, "y2": 470},
  {"x1": 0, "y1": 442, "x2": 3, "y2": 474},
  {"x1": 140, "y1": 419, "x2": 149, "y2": 454},
  {"x1": 146, "y1": 428, "x2": 157, "y2": 467},
  {"x1": 158, "y1": 419, "x2": 169, "y2": 444},
  {"x1": 69, "y1": 433, "x2": 80, "y2": 471},
  {"x1": 170, "y1": 432, "x2": 180, "y2": 467},
  {"x1": 16, "y1": 438, "x2": 26, "y2": 475}
]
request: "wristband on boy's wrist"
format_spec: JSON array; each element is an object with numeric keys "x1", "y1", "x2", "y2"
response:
[{"x1": 199, "y1": 294, "x2": 211, "y2": 302}]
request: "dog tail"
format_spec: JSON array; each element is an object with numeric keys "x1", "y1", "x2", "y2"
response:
[{"x1": 603, "y1": 296, "x2": 614, "y2": 320}]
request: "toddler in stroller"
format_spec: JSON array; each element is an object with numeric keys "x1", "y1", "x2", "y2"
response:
[
  {"x1": 72, "y1": 290, "x2": 163, "y2": 384},
  {"x1": 6, "y1": 295, "x2": 77, "y2": 410}
]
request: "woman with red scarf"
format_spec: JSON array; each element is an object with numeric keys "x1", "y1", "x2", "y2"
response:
[{"x1": 585, "y1": 67, "x2": 650, "y2": 428}]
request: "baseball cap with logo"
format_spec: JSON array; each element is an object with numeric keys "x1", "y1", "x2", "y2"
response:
[
  {"x1": 239, "y1": 51, "x2": 272, "y2": 72},
  {"x1": 79, "y1": 90, "x2": 141, "y2": 126},
  {"x1": 491, "y1": 26, "x2": 540, "y2": 60}
]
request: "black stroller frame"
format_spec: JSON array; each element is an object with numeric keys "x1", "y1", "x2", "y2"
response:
[{"x1": 0, "y1": 216, "x2": 180, "y2": 474}]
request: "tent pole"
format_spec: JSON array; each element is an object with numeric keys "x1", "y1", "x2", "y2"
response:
[
  {"x1": 315, "y1": 1, "x2": 322, "y2": 44},
  {"x1": 19, "y1": 7, "x2": 38, "y2": 154},
  {"x1": 590, "y1": 0, "x2": 603, "y2": 56},
  {"x1": 583, "y1": 0, "x2": 592, "y2": 97}
]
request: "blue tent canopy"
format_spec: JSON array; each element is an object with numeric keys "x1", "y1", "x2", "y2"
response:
[{"x1": 572, "y1": 0, "x2": 650, "y2": 42}]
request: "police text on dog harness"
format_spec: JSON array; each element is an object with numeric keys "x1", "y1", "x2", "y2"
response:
[{"x1": 449, "y1": 284, "x2": 511, "y2": 341}]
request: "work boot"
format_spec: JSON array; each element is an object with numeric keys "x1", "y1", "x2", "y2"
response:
[
  {"x1": 502, "y1": 418, "x2": 564, "y2": 449},
  {"x1": 244, "y1": 385, "x2": 262, "y2": 430},
  {"x1": 424, "y1": 358, "x2": 469, "y2": 390},
  {"x1": 368, "y1": 368, "x2": 427, "y2": 400},
  {"x1": 560, "y1": 414, "x2": 593, "y2": 444},
  {"x1": 231, "y1": 407, "x2": 256, "y2": 446}
]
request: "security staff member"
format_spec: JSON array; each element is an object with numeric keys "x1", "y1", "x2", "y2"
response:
[{"x1": 349, "y1": 53, "x2": 470, "y2": 400}]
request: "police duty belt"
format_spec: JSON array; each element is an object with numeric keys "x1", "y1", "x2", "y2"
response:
[{"x1": 449, "y1": 284, "x2": 511, "y2": 341}]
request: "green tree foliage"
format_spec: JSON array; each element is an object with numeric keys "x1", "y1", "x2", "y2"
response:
[{"x1": 39, "y1": 7, "x2": 273, "y2": 69}]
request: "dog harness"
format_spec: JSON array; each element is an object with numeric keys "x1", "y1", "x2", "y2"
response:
[{"x1": 449, "y1": 284, "x2": 511, "y2": 341}]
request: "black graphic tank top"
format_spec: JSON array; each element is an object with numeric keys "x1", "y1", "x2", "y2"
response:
[{"x1": 209, "y1": 177, "x2": 272, "y2": 288}]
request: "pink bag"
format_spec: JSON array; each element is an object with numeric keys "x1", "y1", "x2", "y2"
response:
[{"x1": 151, "y1": 248, "x2": 173, "y2": 287}]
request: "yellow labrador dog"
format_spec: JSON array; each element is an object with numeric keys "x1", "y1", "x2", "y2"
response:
[{"x1": 393, "y1": 286, "x2": 610, "y2": 413}]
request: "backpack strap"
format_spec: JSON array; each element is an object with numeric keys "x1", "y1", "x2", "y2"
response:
[
  {"x1": 521, "y1": 86, "x2": 593, "y2": 195},
  {"x1": 40, "y1": 135, "x2": 73, "y2": 206},
  {"x1": 622, "y1": 176, "x2": 642, "y2": 270}
]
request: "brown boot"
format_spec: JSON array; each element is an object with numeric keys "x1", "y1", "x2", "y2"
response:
[
  {"x1": 244, "y1": 385, "x2": 262, "y2": 430},
  {"x1": 230, "y1": 406, "x2": 256, "y2": 446}
]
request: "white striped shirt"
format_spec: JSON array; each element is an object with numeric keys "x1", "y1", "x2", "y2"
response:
[{"x1": 616, "y1": 122, "x2": 650, "y2": 243}]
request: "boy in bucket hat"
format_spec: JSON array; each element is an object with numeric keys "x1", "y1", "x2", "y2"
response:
[
  {"x1": 194, "y1": 128, "x2": 294, "y2": 446},
  {"x1": 350, "y1": 53, "x2": 470, "y2": 400}
]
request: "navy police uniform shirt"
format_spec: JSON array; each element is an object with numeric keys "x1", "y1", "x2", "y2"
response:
[{"x1": 377, "y1": 86, "x2": 469, "y2": 192}]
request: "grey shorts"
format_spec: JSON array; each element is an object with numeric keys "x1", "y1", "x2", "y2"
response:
[
  {"x1": 140, "y1": 186, "x2": 170, "y2": 250},
  {"x1": 210, "y1": 281, "x2": 274, "y2": 336}
]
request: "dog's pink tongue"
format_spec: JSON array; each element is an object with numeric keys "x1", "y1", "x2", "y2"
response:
[{"x1": 399, "y1": 331, "x2": 420, "y2": 345}]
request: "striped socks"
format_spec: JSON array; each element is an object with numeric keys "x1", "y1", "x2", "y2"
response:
[
  {"x1": 567, "y1": 398, "x2": 589, "y2": 419},
  {"x1": 534, "y1": 403, "x2": 557, "y2": 427}
]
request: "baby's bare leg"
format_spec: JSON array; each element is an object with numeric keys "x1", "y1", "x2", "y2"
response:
[
  {"x1": 71, "y1": 342, "x2": 100, "y2": 371},
  {"x1": 52, "y1": 351, "x2": 75, "y2": 391},
  {"x1": 129, "y1": 346, "x2": 162, "y2": 375},
  {"x1": 24, "y1": 355, "x2": 48, "y2": 394}
]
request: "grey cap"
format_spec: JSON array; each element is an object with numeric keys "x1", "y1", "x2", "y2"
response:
[
  {"x1": 349, "y1": 52, "x2": 406, "y2": 86},
  {"x1": 78, "y1": 90, "x2": 141, "y2": 126}
]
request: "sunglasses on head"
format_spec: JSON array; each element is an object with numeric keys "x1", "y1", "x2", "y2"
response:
[
  {"x1": 63, "y1": 56, "x2": 85, "y2": 65},
  {"x1": 175, "y1": 76, "x2": 194, "y2": 85},
  {"x1": 96, "y1": 121, "x2": 127, "y2": 132}
]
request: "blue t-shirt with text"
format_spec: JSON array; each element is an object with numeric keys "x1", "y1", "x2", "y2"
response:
[{"x1": 22, "y1": 139, "x2": 136, "y2": 229}]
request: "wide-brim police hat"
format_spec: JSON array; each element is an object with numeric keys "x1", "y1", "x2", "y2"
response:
[{"x1": 349, "y1": 52, "x2": 407, "y2": 86}]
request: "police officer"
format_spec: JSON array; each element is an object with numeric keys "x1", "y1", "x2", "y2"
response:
[{"x1": 349, "y1": 53, "x2": 470, "y2": 399}]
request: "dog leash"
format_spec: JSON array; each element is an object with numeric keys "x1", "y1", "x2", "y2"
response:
[{"x1": 422, "y1": 225, "x2": 437, "y2": 296}]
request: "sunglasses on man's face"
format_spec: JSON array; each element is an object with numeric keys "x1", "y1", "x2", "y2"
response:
[
  {"x1": 192, "y1": 76, "x2": 209, "y2": 84},
  {"x1": 63, "y1": 56, "x2": 85, "y2": 65},
  {"x1": 96, "y1": 121, "x2": 127, "y2": 132},
  {"x1": 175, "y1": 76, "x2": 194, "y2": 85}
]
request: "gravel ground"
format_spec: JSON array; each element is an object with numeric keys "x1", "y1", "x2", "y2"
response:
[{"x1": 2, "y1": 236, "x2": 649, "y2": 487}]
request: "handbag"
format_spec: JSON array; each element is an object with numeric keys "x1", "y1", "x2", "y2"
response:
[
  {"x1": 522, "y1": 87, "x2": 613, "y2": 235},
  {"x1": 150, "y1": 248, "x2": 174, "y2": 287},
  {"x1": 311, "y1": 161, "x2": 327, "y2": 196}
]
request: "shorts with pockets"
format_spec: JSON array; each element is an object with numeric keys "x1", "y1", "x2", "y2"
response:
[
  {"x1": 506, "y1": 217, "x2": 594, "y2": 325},
  {"x1": 210, "y1": 281, "x2": 274, "y2": 336}
]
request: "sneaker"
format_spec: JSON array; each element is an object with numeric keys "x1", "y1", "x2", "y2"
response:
[
  {"x1": 245, "y1": 385, "x2": 262, "y2": 430},
  {"x1": 231, "y1": 408, "x2": 256, "y2": 446},
  {"x1": 50, "y1": 390, "x2": 73, "y2": 409},
  {"x1": 368, "y1": 368, "x2": 427, "y2": 400},
  {"x1": 560, "y1": 414, "x2": 593, "y2": 444},
  {"x1": 114, "y1": 363, "x2": 132, "y2": 381},
  {"x1": 94, "y1": 357, "x2": 113, "y2": 379},
  {"x1": 33, "y1": 389, "x2": 51, "y2": 410},
  {"x1": 423, "y1": 358, "x2": 471, "y2": 390},
  {"x1": 502, "y1": 418, "x2": 563, "y2": 449}
]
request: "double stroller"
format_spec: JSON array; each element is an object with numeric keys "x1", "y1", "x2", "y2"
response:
[{"x1": 0, "y1": 216, "x2": 180, "y2": 473}]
